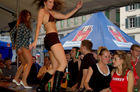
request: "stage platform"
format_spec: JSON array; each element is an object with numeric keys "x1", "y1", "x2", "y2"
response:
[
  {"x1": 0, "y1": 81, "x2": 70, "y2": 92},
  {"x1": 0, "y1": 81, "x2": 37, "y2": 92}
]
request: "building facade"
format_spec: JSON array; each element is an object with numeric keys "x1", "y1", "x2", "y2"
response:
[{"x1": 120, "y1": 3, "x2": 140, "y2": 43}]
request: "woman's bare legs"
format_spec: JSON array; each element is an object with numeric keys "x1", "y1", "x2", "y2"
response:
[
  {"x1": 21, "y1": 48, "x2": 32, "y2": 86},
  {"x1": 47, "y1": 51, "x2": 58, "y2": 74},
  {"x1": 14, "y1": 64, "x2": 24, "y2": 82},
  {"x1": 36, "y1": 43, "x2": 67, "y2": 92},
  {"x1": 51, "y1": 43, "x2": 67, "y2": 71},
  {"x1": 36, "y1": 51, "x2": 58, "y2": 92},
  {"x1": 51, "y1": 43, "x2": 67, "y2": 91},
  {"x1": 14, "y1": 49, "x2": 26, "y2": 82}
]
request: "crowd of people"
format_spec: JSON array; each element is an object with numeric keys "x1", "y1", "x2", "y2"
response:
[
  {"x1": 1, "y1": 41, "x2": 140, "y2": 92},
  {"x1": 0, "y1": 0, "x2": 140, "y2": 92}
]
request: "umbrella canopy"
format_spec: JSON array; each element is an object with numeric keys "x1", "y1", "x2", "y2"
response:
[
  {"x1": 0, "y1": 40, "x2": 12, "y2": 59},
  {"x1": 60, "y1": 12, "x2": 140, "y2": 50},
  {"x1": 0, "y1": 40, "x2": 12, "y2": 48}
]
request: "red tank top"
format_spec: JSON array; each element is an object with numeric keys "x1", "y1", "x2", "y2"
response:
[{"x1": 110, "y1": 70, "x2": 130, "y2": 92}]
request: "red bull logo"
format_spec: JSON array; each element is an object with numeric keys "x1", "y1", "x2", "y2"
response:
[
  {"x1": 72, "y1": 25, "x2": 92, "y2": 41},
  {"x1": 108, "y1": 26, "x2": 127, "y2": 43}
]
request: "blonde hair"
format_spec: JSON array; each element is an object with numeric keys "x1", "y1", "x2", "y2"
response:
[
  {"x1": 97, "y1": 46, "x2": 109, "y2": 61},
  {"x1": 97, "y1": 46, "x2": 108, "y2": 56}
]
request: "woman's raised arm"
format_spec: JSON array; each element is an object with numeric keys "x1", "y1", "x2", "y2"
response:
[{"x1": 49, "y1": 0, "x2": 83, "y2": 19}]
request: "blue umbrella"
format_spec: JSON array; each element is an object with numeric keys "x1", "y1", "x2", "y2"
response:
[
  {"x1": 0, "y1": 40, "x2": 12, "y2": 59},
  {"x1": 60, "y1": 12, "x2": 140, "y2": 50}
]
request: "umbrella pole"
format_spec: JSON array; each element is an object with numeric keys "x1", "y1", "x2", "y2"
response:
[
  {"x1": 16, "y1": 56, "x2": 19, "y2": 70},
  {"x1": 16, "y1": 0, "x2": 20, "y2": 19}
]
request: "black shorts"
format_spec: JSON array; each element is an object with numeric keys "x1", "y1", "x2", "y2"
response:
[{"x1": 44, "y1": 32, "x2": 60, "y2": 50}]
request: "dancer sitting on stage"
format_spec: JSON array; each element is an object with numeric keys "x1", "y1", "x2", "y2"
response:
[
  {"x1": 30, "y1": 0, "x2": 82, "y2": 91},
  {"x1": 10, "y1": 9, "x2": 32, "y2": 88}
]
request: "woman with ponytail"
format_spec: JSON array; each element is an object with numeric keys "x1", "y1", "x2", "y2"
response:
[{"x1": 84, "y1": 47, "x2": 113, "y2": 92}]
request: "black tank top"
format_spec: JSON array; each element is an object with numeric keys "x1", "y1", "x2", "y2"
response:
[{"x1": 89, "y1": 64, "x2": 113, "y2": 92}]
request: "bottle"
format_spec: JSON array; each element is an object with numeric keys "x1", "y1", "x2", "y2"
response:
[
  {"x1": 48, "y1": 82, "x2": 51, "y2": 92},
  {"x1": 66, "y1": 66, "x2": 69, "y2": 80},
  {"x1": 66, "y1": 73, "x2": 70, "y2": 80},
  {"x1": 75, "y1": 50, "x2": 80, "y2": 59},
  {"x1": 134, "y1": 88, "x2": 138, "y2": 92}
]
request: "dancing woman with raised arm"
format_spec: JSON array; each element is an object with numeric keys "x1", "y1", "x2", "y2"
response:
[{"x1": 30, "y1": 0, "x2": 83, "y2": 91}]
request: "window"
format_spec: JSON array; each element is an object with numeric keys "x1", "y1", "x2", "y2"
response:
[
  {"x1": 82, "y1": 16, "x2": 86, "y2": 23},
  {"x1": 74, "y1": 17, "x2": 78, "y2": 25},
  {"x1": 129, "y1": 4, "x2": 135, "y2": 10},
  {"x1": 105, "y1": 10, "x2": 110, "y2": 19},
  {"x1": 125, "y1": 16, "x2": 140, "y2": 29},
  {"x1": 116, "y1": 9, "x2": 120, "y2": 25},
  {"x1": 129, "y1": 35, "x2": 135, "y2": 39},
  {"x1": 56, "y1": 22, "x2": 59, "y2": 28},
  {"x1": 67, "y1": 19, "x2": 70, "y2": 27},
  {"x1": 126, "y1": 3, "x2": 140, "y2": 11},
  {"x1": 60, "y1": 20, "x2": 64, "y2": 28},
  {"x1": 126, "y1": 17, "x2": 136, "y2": 28},
  {"x1": 130, "y1": 17, "x2": 135, "y2": 28},
  {"x1": 59, "y1": 34, "x2": 64, "y2": 39}
]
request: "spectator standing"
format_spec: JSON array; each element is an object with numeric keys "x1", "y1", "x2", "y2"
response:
[
  {"x1": 130, "y1": 44, "x2": 140, "y2": 92},
  {"x1": 27, "y1": 56, "x2": 41, "y2": 84},
  {"x1": 110, "y1": 50, "x2": 134, "y2": 92},
  {"x1": 65, "y1": 47, "x2": 81, "y2": 91},
  {"x1": 79, "y1": 40, "x2": 97, "y2": 91},
  {"x1": 84, "y1": 47, "x2": 112, "y2": 92}
]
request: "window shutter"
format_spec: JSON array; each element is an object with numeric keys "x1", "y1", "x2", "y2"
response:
[
  {"x1": 125, "y1": 18, "x2": 128, "y2": 29},
  {"x1": 67, "y1": 19, "x2": 70, "y2": 27},
  {"x1": 74, "y1": 17, "x2": 78, "y2": 25},
  {"x1": 60, "y1": 20, "x2": 64, "y2": 28},
  {"x1": 125, "y1": 6, "x2": 128, "y2": 11},
  {"x1": 136, "y1": 3, "x2": 140, "y2": 9},
  {"x1": 82, "y1": 16, "x2": 86, "y2": 23},
  {"x1": 134, "y1": 4, "x2": 137, "y2": 9},
  {"x1": 136, "y1": 17, "x2": 140, "y2": 27},
  {"x1": 139, "y1": 3, "x2": 140, "y2": 8},
  {"x1": 105, "y1": 11, "x2": 109, "y2": 18}
]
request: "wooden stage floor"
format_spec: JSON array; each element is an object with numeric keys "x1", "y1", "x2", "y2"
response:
[{"x1": 0, "y1": 81, "x2": 37, "y2": 92}]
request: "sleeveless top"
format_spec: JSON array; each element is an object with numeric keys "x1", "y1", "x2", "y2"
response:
[
  {"x1": 48, "y1": 13, "x2": 56, "y2": 22},
  {"x1": 89, "y1": 64, "x2": 113, "y2": 92},
  {"x1": 110, "y1": 70, "x2": 130, "y2": 92}
]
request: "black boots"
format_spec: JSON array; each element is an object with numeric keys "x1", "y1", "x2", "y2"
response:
[
  {"x1": 52, "y1": 71, "x2": 64, "y2": 92},
  {"x1": 36, "y1": 71, "x2": 64, "y2": 92},
  {"x1": 36, "y1": 72, "x2": 53, "y2": 92}
]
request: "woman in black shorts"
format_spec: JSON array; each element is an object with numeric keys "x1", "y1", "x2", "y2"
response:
[{"x1": 30, "y1": 0, "x2": 83, "y2": 91}]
